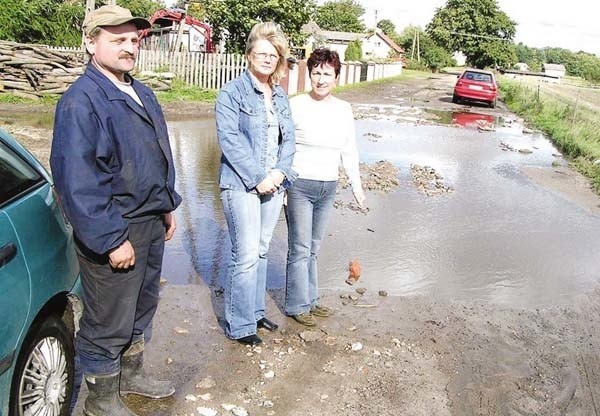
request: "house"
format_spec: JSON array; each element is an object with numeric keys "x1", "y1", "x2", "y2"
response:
[
  {"x1": 542, "y1": 63, "x2": 566, "y2": 78},
  {"x1": 362, "y1": 29, "x2": 404, "y2": 60},
  {"x1": 300, "y1": 22, "x2": 404, "y2": 62},
  {"x1": 300, "y1": 21, "x2": 365, "y2": 61},
  {"x1": 515, "y1": 62, "x2": 529, "y2": 71}
]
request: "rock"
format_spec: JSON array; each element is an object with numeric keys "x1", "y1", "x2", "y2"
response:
[
  {"x1": 173, "y1": 326, "x2": 189, "y2": 334},
  {"x1": 196, "y1": 407, "x2": 217, "y2": 416},
  {"x1": 378, "y1": 290, "x2": 388, "y2": 297},
  {"x1": 299, "y1": 330, "x2": 321, "y2": 342},
  {"x1": 199, "y1": 393, "x2": 212, "y2": 401},
  {"x1": 264, "y1": 370, "x2": 275, "y2": 378},
  {"x1": 346, "y1": 260, "x2": 361, "y2": 285},
  {"x1": 196, "y1": 376, "x2": 216, "y2": 390},
  {"x1": 518, "y1": 148, "x2": 533, "y2": 154},
  {"x1": 185, "y1": 394, "x2": 198, "y2": 402},
  {"x1": 351, "y1": 342, "x2": 363, "y2": 351},
  {"x1": 222, "y1": 404, "x2": 236, "y2": 411},
  {"x1": 232, "y1": 407, "x2": 249, "y2": 416},
  {"x1": 356, "y1": 287, "x2": 367, "y2": 295}
]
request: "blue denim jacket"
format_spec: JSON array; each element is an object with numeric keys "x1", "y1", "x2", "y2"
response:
[{"x1": 216, "y1": 70, "x2": 297, "y2": 192}]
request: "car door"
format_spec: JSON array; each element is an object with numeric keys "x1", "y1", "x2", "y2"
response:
[{"x1": 0, "y1": 140, "x2": 38, "y2": 379}]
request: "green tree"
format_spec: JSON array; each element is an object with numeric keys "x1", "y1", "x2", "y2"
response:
[
  {"x1": 204, "y1": 0, "x2": 316, "y2": 54},
  {"x1": 344, "y1": 39, "x2": 362, "y2": 61},
  {"x1": 315, "y1": 0, "x2": 365, "y2": 33},
  {"x1": 0, "y1": 0, "x2": 164, "y2": 46},
  {"x1": 397, "y1": 26, "x2": 453, "y2": 72},
  {"x1": 376, "y1": 19, "x2": 395, "y2": 36},
  {"x1": 426, "y1": 0, "x2": 517, "y2": 69}
]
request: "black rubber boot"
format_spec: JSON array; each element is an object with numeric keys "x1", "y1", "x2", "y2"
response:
[
  {"x1": 83, "y1": 372, "x2": 137, "y2": 416},
  {"x1": 120, "y1": 341, "x2": 175, "y2": 399}
]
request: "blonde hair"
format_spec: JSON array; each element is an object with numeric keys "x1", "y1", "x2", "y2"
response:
[{"x1": 245, "y1": 22, "x2": 289, "y2": 85}]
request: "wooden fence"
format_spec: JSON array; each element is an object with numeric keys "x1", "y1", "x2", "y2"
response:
[
  {"x1": 1, "y1": 43, "x2": 403, "y2": 96},
  {"x1": 135, "y1": 49, "x2": 403, "y2": 93}
]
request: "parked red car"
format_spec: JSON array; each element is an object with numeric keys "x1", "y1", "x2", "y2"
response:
[{"x1": 452, "y1": 69, "x2": 498, "y2": 108}]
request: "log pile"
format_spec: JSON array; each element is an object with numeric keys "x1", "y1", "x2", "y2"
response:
[
  {"x1": 0, "y1": 41, "x2": 173, "y2": 98},
  {"x1": 0, "y1": 40, "x2": 86, "y2": 99}
]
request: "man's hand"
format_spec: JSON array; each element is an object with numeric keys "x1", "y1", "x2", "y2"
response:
[
  {"x1": 109, "y1": 240, "x2": 135, "y2": 269},
  {"x1": 164, "y1": 212, "x2": 176, "y2": 241}
]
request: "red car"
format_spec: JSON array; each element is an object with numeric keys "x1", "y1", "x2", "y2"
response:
[{"x1": 452, "y1": 69, "x2": 498, "y2": 108}]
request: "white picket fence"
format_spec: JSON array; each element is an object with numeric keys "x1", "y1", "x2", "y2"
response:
[{"x1": 137, "y1": 50, "x2": 246, "y2": 90}]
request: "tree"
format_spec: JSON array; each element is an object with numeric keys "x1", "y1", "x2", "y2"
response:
[
  {"x1": 376, "y1": 19, "x2": 395, "y2": 36},
  {"x1": 315, "y1": 0, "x2": 365, "y2": 33},
  {"x1": 397, "y1": 26, "x2": 454, "y2": 72},
  {"x1": 203, "y1": 0, "x2": 316, "y2": 54},
  {"x1": 426, "y1": 0, "x2": 517, "y2": 69},
  {"x1": 0, "y1": 0, "x2": 164, "y2": 47},
  {"x1": 344, "y1": 39, "x2": 362, "y2": 61}
]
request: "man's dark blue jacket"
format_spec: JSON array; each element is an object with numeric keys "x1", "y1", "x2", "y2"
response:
[{"x1": 51, "y1": 64, "x2": 182, "y2": 255}]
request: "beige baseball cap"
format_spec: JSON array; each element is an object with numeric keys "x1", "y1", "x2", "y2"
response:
[{"x1": 83, "y1": 5, "x2": 151, "y2": 36}]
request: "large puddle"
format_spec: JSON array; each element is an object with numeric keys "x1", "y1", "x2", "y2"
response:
[{"x1": 164, "y1": 111, "x2": 600, "y2": 309}]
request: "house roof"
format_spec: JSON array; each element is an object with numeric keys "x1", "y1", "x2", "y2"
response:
[
  {"x1": 542, "y1": 63, "x2": 566, "y2": 71},
  {"x1": 367, "y1": 31, "x2": 404, "y2": 53},
  {"x1": 301, "y1": 21, "x2": 366, "y2": 43}
]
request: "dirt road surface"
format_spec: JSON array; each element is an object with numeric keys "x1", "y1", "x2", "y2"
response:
[{"x1": 2, "y1": 72, "x2": 600, "y2": 415}]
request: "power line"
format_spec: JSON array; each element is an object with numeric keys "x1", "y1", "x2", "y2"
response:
[{"x1": 450, "y1": 31, "x2": 512, "y2": 42}]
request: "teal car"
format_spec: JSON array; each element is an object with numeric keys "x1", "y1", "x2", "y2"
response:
[{"x1": 0, "y1": 129, "x2": 81, "y2": 416}]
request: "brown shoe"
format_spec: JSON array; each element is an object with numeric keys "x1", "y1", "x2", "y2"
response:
[
  {"x1": 310, "y1": 305, "x2": 333, "y2": 317},
  {"x1": 292, "y1": 313, "x2": 317, "y2": 326}
]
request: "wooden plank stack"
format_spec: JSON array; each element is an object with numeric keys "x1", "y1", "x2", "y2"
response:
[{"x1": 0, "y1": 41, "x2": 86, "y2": 99}]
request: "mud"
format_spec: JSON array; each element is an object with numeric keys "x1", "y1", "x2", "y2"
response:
[{"x1": 2, "y1": 72, "x2": 600, "y2": 415}]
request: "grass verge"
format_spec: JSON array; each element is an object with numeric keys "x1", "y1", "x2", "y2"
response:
[{"x1": 499, "y1": 79, "x2": 600, "y2": 193}]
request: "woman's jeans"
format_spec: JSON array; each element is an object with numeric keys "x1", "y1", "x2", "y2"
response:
[
  {"x1": 220, "y1": 189, "x2": 284, "y2": 339},
  {"x1": 284, "y1": 179, "x2": 337, "y2": 316}
]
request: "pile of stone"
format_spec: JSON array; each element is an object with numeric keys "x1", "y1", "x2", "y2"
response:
[
  {"x1": 410, "y1": 164, "x2": 453, "y2": 196},
  {"x1": 338, "y1": 160, "x2": 400, "y2": 193}
]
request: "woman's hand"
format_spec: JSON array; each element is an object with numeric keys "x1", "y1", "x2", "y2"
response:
[
  {"x1": 268, "y1": 170, "x2": 285, "y2": 188},
  {"x1": 353, "y1": 188, "x2": 366, "y2": 208},
  {"x1": 256, "y1": 175, "x2": 278, "y2": 194}
]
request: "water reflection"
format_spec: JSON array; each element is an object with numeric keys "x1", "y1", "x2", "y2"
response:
[{"x1": 164, "y1": 117, "x2": 600, "y2": 309}]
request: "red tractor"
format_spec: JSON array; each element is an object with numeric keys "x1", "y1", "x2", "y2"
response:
[{"x1": 139, "y1": 8, "x2": 214, "y2": 52}]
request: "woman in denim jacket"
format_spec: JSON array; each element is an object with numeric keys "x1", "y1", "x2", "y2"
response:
[{"x1": 215, "y1": 22, "x2": 297, "y2": 345}]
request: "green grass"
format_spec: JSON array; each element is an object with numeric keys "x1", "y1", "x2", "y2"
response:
[
  {"x1": 155, "y1": 79, "x2": 217, "y2": 103},
  {"x1": 499, "y1": 78, "x2": 600, "y2": 193},
  {"x1": 0, "y1": 93, "x2": 60, "y2": 105}
]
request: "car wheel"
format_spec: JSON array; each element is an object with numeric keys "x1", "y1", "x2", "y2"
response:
[
  {"x1": 452, "y1": 94, "x2": 459, "y2": 104},
  {"x1": 489, "y1": 99, "x2": 496, "y2": 108},
  {"x1": 10, "y1": 314, "x2": 74, "y2": 416}
]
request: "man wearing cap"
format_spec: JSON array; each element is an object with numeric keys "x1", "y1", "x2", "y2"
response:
[{"x1": 50, "y1": 5, "x2": 181, "y2": 415}]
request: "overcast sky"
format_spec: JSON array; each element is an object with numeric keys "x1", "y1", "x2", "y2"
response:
[{"x1": 359, "y1": 0, "x2": 600, "y2": 56}]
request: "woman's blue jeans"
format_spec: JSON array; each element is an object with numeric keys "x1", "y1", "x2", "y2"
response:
[
  {"x1": 220, "y1": 189, "x2": 284, "y2": 339},
  {"x1": 284, "y1": 179, "x2": 337, "y2": 316}
]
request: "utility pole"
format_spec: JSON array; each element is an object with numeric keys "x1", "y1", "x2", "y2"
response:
[{"x1": 82, "y1": 0, "x2": 95, "y2": 49}]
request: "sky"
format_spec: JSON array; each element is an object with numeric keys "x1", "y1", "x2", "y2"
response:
[{"x1": 358, "y1": 0, "x2": 600, "y2": 56}]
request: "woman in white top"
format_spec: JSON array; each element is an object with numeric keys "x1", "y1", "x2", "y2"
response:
[{"x1": 285, "y1": 48, "x2": 366, "y2": 326}]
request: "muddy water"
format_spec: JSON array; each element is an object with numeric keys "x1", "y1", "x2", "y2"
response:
[{"x1": 164, "y1": 113, "x2": 600, "y2": 309}]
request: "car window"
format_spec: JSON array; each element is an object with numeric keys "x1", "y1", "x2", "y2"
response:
[
  {"x1": 464, "y1": 71, "x2": 492, "y2": 83},
  {"x1": 0, "y1": 141, "x2": 44, "y2": 206}
]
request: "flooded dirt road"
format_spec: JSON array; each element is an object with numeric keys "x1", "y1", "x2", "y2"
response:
[{"x1": 3, "y1": 72, "x2": 600, "y2": 415}]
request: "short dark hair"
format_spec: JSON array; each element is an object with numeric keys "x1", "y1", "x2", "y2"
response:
[{"x1": 307, "y1": 48, "x2": 341, "y2": 77}]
